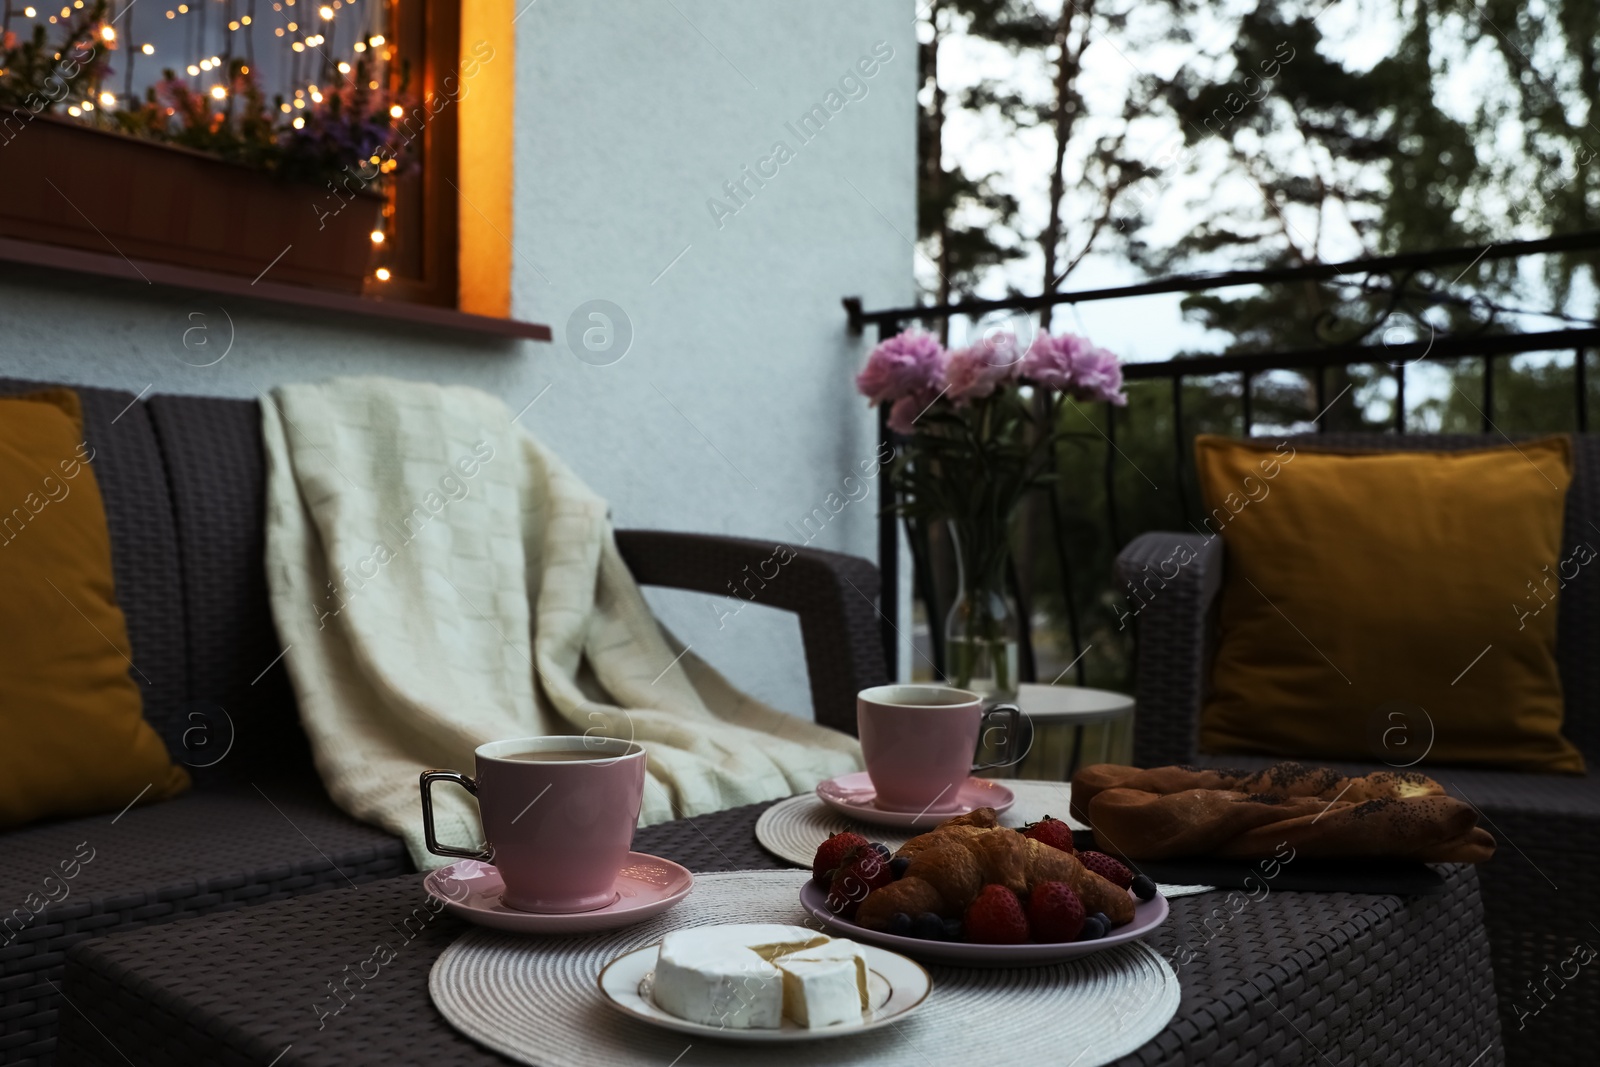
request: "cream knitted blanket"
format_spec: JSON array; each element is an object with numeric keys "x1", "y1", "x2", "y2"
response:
[{"x1": 261, "y1": 377, "x2": 861, "y2": 869}]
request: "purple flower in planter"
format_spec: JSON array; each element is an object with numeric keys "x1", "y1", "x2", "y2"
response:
[
  {"x1": 945, "y1": 332, "x2": 1023, "y2": 405},
  {"x1": 856, "y1": 328, "x2": 948, "y2": 406},
  {"x1": 887, "y1": 391, "x2": 942, "y2": 435}
]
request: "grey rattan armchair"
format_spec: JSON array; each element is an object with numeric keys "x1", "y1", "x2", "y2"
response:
[{"x1": 1116, "y1": 433, "x2": 1600, "y2": 1067}]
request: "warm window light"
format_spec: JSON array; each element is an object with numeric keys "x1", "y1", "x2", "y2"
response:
[
  {"x1": 292, "y1": 115, "x2": 305, "y2": 128},
  {"x1": 374, "y1": 268, "x2": 391, "y2": 281},
  {"x1": 370, "y1": 230, "x2": 384, "y2": 244},
  {"x1": 210, "y1": 85, "x2": 227, "y2": 100},
  {"x1": 141, "y1": 43, "x2": 154, "y2": 55},
  {"x1": 318, "y1": 4, "x2": 333, "y2": 18},
  {"x1": 388, "y1": 104, "x2": 403, "y2": 118},
  {"x1": 98, "y1": 90, "x2": 114, "y2": 107}
]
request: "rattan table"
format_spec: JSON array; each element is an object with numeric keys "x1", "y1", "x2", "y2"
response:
[{"x1": 56, "y1": 800, "x2": 1503, "y2": 1066}]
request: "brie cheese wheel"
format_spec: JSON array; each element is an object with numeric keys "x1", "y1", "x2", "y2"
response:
[
  {"x1": 651, "y1": 924, "x2": 828, "y2": 1030},
  {"x1": 651, "y1": 925, "x2": 872, "y2": 1030}
]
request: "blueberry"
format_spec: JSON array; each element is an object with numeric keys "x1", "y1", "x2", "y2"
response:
[
  {"x1": 871, "y1": 842, "x2": 892, "y2": 860},
  {"x1": 1092, "y1": 911, "x2": 1110, "y2": 928},
  {"x1": 1132, "y1": 875, "x2": 1157, "y2": 902},
  {"x1": 911, "y1": 912, "x2": 944, "y2": 940},
  {"x1": 887, "y1": 912, "x2": 912, "y2": 937},
  {"x1": 889, "y1": 856, "x2": 911, "y2": 879},
  {"x1": 1079, "y1": 916, "x2": 1107, "y2": 941},
  {"x1": 942, "y1": 918, "x2": 964, "y2": 942}
]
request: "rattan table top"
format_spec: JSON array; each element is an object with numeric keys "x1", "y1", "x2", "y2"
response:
[{"x1": 57, "y1": 798, "x2": 1504, "y2": 1067}]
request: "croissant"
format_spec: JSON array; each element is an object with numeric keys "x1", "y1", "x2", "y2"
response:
[{"x1": 854, "y1": 815, "x2": 1135, "y2": 931}]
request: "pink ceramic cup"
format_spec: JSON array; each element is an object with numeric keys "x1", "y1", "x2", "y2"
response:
[
  {"x1": 858, "y1": 685, "x2": 1021, "y2": 813},
  {"x1": 420, "y1": 736, "x2": 646, "y2": 914}
]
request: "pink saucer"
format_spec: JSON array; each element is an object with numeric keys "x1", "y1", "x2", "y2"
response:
[
  {"x1": 815, "y1": 772, "x2": 1015, "y2": 828},
  {"x1": 423, "y1": 853, "x2": 693, "y2": 934}
]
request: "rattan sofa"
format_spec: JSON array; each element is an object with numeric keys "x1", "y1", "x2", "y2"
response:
[
  {"x1": 0, "y1": 377, "x2": 886, "y2": 1065},
  {"x1": 1116, "y1": 432, "x2": 1600, "y2": 1067}
]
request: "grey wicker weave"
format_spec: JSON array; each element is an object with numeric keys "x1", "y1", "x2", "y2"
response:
[
  {"x1": 0, "y1": 380, "x2": 887, "y2": 1065},
  {"x1": 1116, "y1": 432, "x2": 1600, "y2": 1066},
  {"x1": 54, "y1": 798, "x2": 1503, "y2": 1066}
]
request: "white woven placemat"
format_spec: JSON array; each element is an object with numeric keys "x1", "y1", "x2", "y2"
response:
[
  {"x1": 430, "y1": 871, "x2": 1180, "y2": 1067},
  {"x1": 755, "y1": 782, "x2": 1215, "y2": 898}
]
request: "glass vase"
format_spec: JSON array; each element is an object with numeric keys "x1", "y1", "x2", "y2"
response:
[{"x1": 943, "y1": 522, "x2": 1021, "y2": 701}]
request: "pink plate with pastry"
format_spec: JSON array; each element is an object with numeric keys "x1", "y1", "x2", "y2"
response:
[{"x1": 799, "y1": 881, "x2": 1167, "y2": 966}]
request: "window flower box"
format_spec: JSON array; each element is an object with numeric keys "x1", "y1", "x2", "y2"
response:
[{"x1": 0, "y1": 114, "x2": 382, "y2": 292}]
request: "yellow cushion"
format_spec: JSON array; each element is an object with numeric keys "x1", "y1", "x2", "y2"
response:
[
  {"x1": 0, "y1": 390, "x2": 190, "y2": 827},
  {"x1": 1194, "y1": 433, "x2": 1584, "y2": 774}
]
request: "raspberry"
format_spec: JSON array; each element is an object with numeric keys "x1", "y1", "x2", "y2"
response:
[
  {"x1": 811, "y1": 831, "x2": 870, "y2": 886},
  {"x1": 1027, "y1": 881, "x2": 1086, "y2": 942},
  {"x1": 1020, "y1": 816, "x2": 1075, "y2": 854},
  {"x1": 964, "y1": 884, "x2": 1030, "y2": 944},
  {"x1": 1078, "y1": 850, "x2": 1134, "y2": 890}
]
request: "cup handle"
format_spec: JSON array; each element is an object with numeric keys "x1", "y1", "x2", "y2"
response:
[
  {"x1": 972, "y1": 703, "x2": 1026, "y2": 772},
  {"x1": 419, "y1": 770, "x2": 493, "y2": 862}
]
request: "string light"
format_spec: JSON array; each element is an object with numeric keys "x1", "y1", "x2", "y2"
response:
[
  {"x1": 338, "y1": 61, "x2": 350, "y2": 73},
  {"x1": 141, "y1": 43, "x2": 155, "y2": 55},
  {"x1": 318, "y1": 5, "x2": 333, "y2": 18},
  {"x1": 99, "y1": 90, "x2": 114, "y2": 107},
  {"x1": 99, "y1": 26, "x2": 114, "y2": 42},
  {"x1": 210, "y1": 85, "x2": 226, "y2": 100},
  {"x1": 388, "y1": 104, "x2": 402, "y2": 118},
  {"x1": 186, "y1": 63, "x2": 199, "y2": 75},
  {"x1": 23, "y1": 6, "x2": 36, "y2": 17},
  {"x1": 370, "y1": 230, "x2": 384, "y2": 244},
  {"x1": 374, "y1": 268, "x2": 391, "y2": 281},
  {"x1": 292, "y1": 115, "x2": 305, "y2": 128}
]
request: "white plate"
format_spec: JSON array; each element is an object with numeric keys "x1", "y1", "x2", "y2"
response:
[
  {"x1": 596, "y1": 934, "x2": 931, "y2": 1042},
  {"x1": 815, "y1": 772, "x2": 1016, "y2": 828},
  {"x1": 799, "y1": 881, "x2": 1169, "y2": 967}
]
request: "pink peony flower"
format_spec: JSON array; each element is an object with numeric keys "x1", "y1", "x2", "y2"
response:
[
  {"x1": 887, "y1": 391, "x2": 939, "y2": 435},
  {"x1": 1020, "y1": 332, "x2": 1091, "y2": 391},
  {"x1": 945, "y1": 332, "x2": 1023, "y2": 405},
  {"x1": 1021, "y1": 332, "x2": 1127, "y2": 406},
  {"x1": 856, "y1": 328, "x2": 947, "y2": 406},
  {"x1": 1072, "y1": 345, "x2": 1128, "y2": 406}
]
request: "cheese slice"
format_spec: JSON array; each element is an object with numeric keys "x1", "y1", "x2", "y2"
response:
[
  {"x1": 773, "y1": 940, "x2": 871, "y2": 1029},
  {"x1": 651, "y1": 925, "x2": 872, "y2": 1030}
]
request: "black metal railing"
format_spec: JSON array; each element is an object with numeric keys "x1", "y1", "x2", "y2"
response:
[{"x1": 845, "y1": 229, "x2": 1600, "y2": 683}]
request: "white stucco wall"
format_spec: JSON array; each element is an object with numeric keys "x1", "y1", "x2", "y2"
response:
[{"x1": 0, "y1": 0, "x2": 916, "y2": 718}]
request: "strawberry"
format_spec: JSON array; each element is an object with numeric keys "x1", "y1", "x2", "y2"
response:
[
  {"x1": 964, "y1": 884, "x2": 1030, "y2": 944},
  {"x1": 1020, "y1": 816, "x2": 1075, "y2": 854},
  {"x1": 812, "y1": 831, "x2": 870, "y2": 886},
  {"x1": 1078, "y1": 850, "x2": 1133, "y2": 890},
  {"x1": 825, "y1": 846, "x2": 893, "y2": 919},
  {"x1": 1027, "y1": 881, "x2": 1086, "y2": 942}
]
